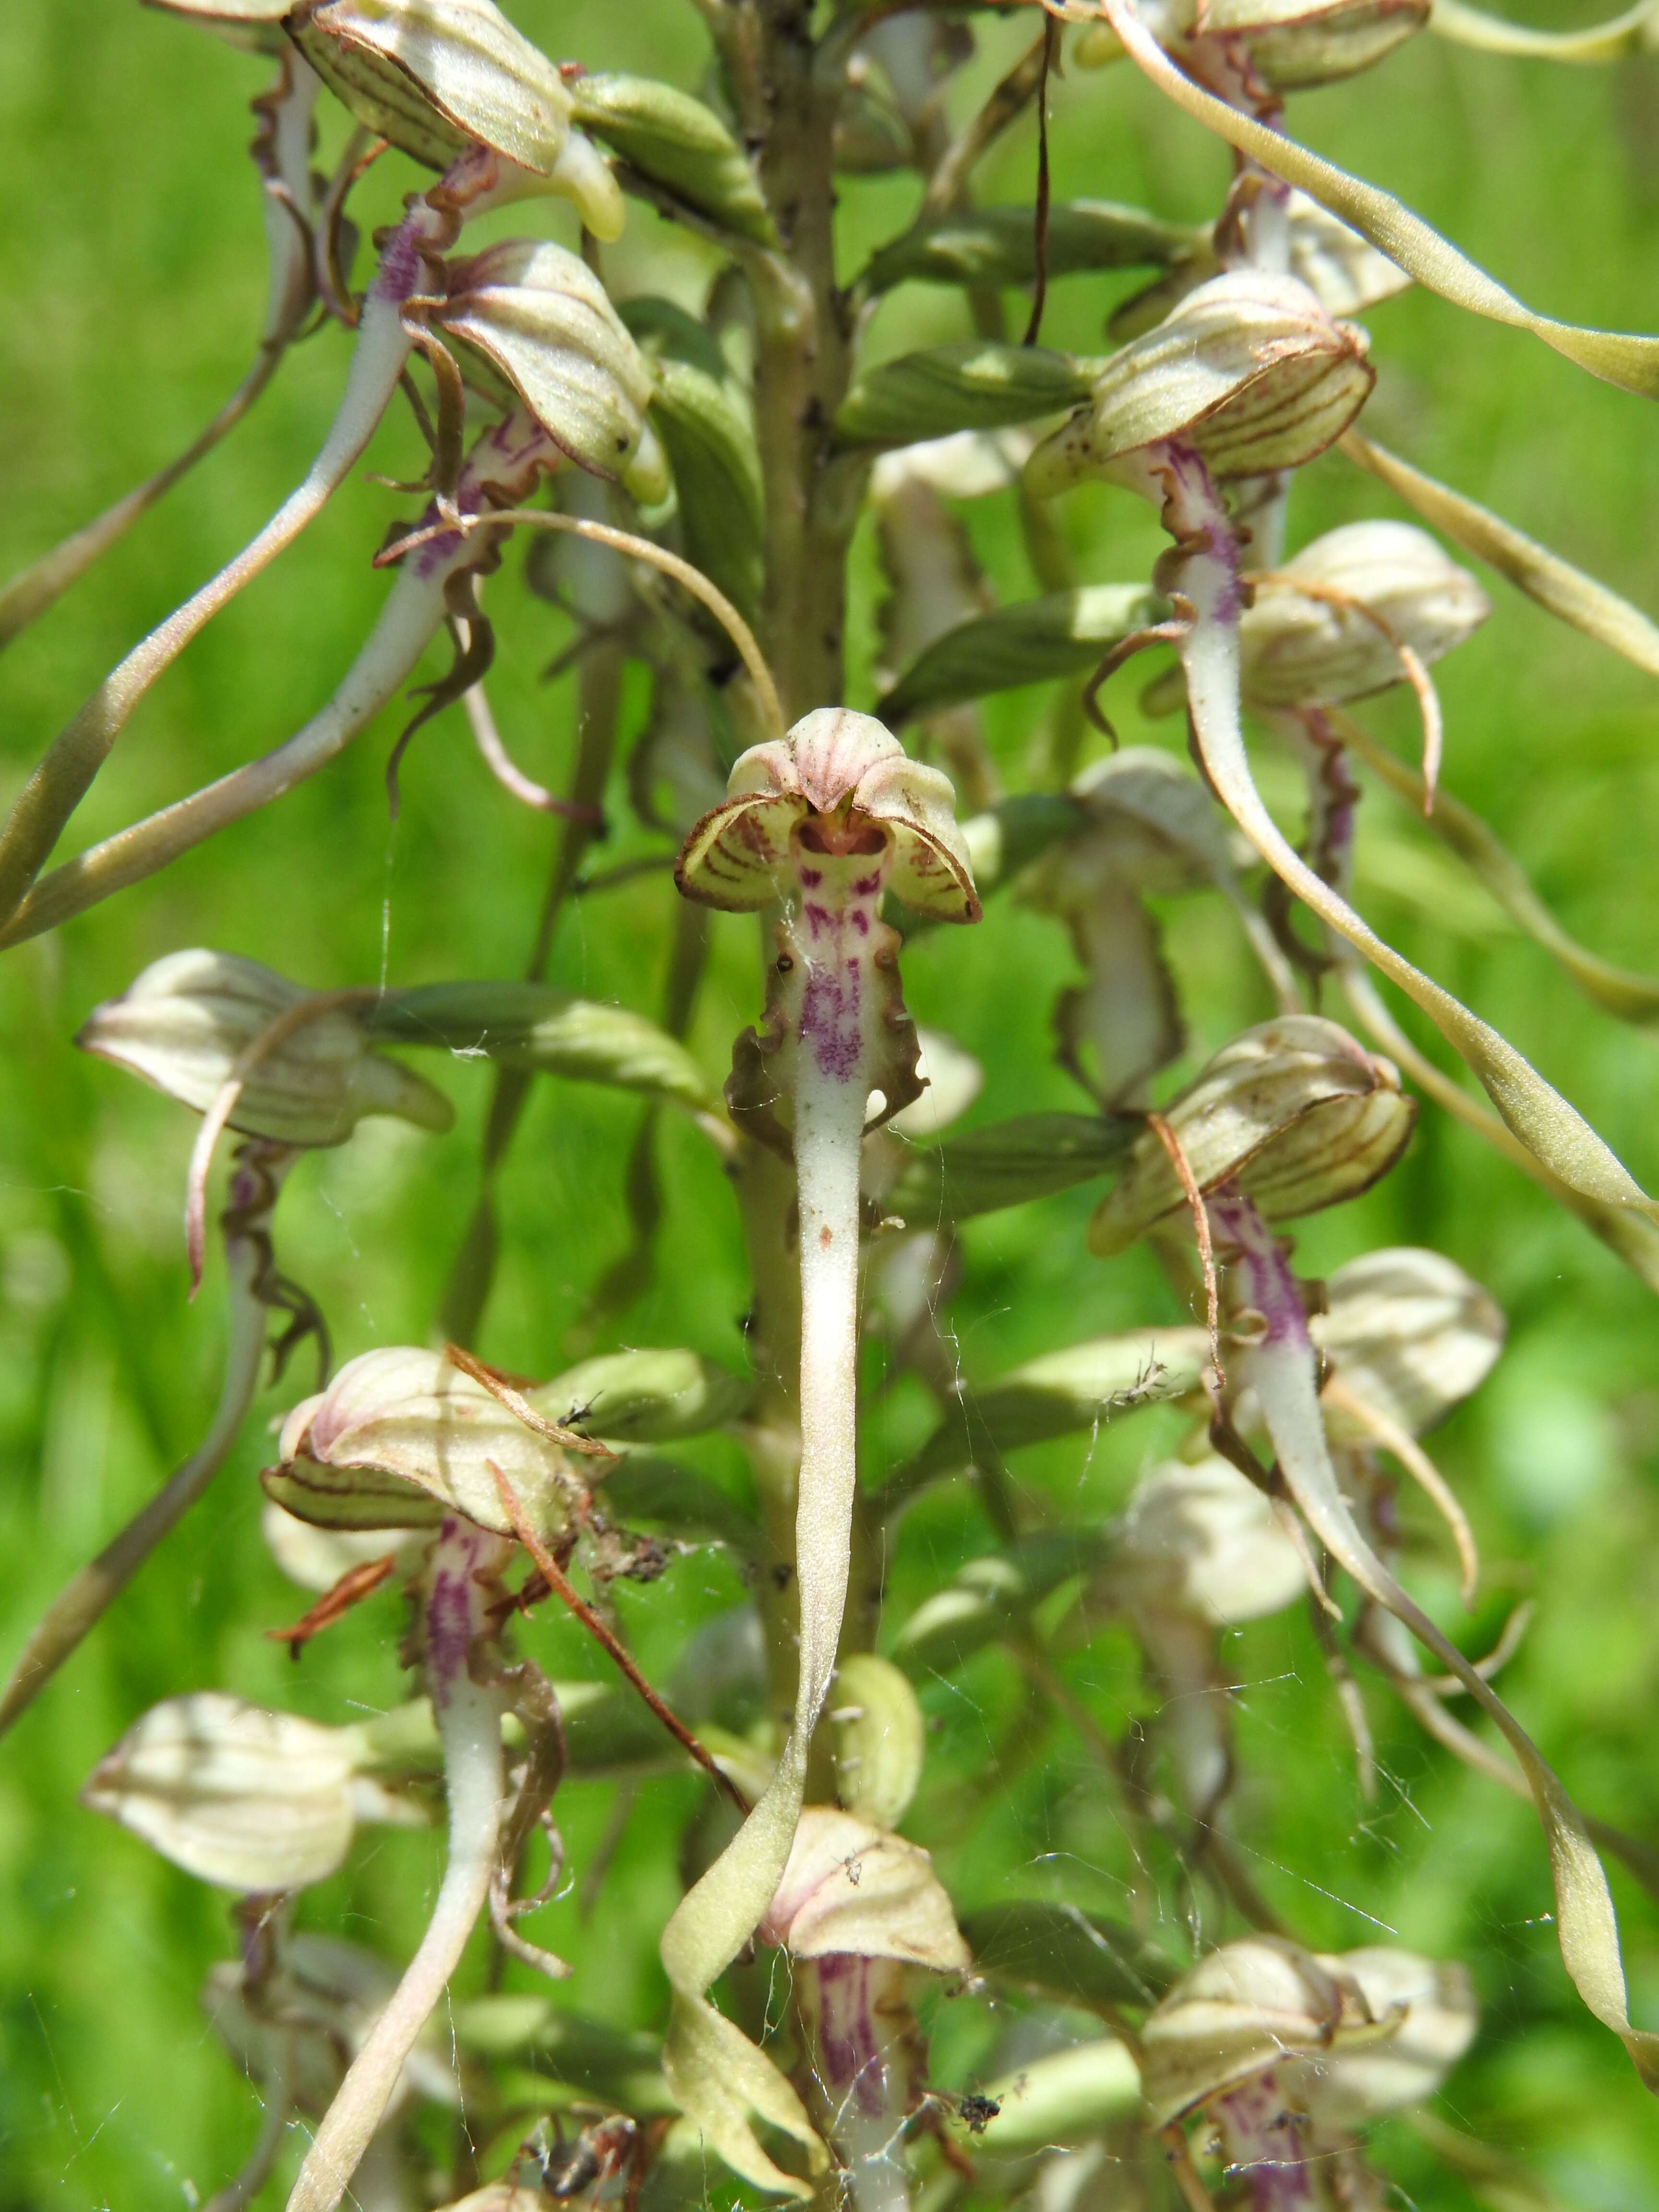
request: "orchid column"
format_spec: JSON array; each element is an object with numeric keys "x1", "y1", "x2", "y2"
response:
[{"x1": 663, "y1": 710, "x2": 977, "y2": 2193}]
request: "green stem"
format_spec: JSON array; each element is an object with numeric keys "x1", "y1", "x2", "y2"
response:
[{"x1": 437, "y1": 620, "x2": 625, "y2": 1347}]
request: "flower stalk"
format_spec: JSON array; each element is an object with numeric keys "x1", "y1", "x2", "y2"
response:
[
  {"x1": 663, "y1": 709, "x2": 976, "y2": 2191},
  {"x1": 285, "y1": 1516, "x2": 510, "y2": 2212}
]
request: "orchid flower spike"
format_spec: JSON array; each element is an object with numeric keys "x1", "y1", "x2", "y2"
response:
[
  {"x1": 660, "y1": 710, "x2": 976, "y2": 2196},
  {"x1": 1029, "y1": 268, "x2": 1650, "y2": 1225}
]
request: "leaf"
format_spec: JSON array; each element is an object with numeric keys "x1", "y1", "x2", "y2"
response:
[
  {"x1": 1094, "y1": 0, "x2": 1659, "y2": 398},
  {"x1": 368, "y1": 983, "x2": 721, "y2": 1113},
  {"x1": 602, "y1": 1456, "x2": 762, "y2": 1555},
  {"x1": 865, "y1": 200, "x2": 1203, "y2": 295},
  {"x1": 541, "y1": 1348, "x2": 752, "y2": 1444},
  {"x1": 835, "y1": 344, "x2": 1100, "y2": 447},
  {"x1": 883, "y1": 1112, "x2": 1139, "y2": 1224},
  {"x1": 959, "y1": 1901, "x2": 1178, "y2": 2009},
  {"x1": 892, "y1": 1532, "x2": 1106, "y2": 1672},
  {"x1": 878, "y1": 586, "x2": 1169, "y2": 723},
  {"x1": 1341, "y1": 431, "x2": 1659, "y2": 680},
  {"x1": 648, "y1": 360, "x2": 766, "y2": 623},
  {"x1": 890, "y1": 1328, "x2": 1207, "y2": 1498}
]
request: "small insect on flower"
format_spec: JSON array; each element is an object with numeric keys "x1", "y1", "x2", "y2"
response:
[{"x1": 519, "y1": 2113, "x2": 640, "y2": 2201}]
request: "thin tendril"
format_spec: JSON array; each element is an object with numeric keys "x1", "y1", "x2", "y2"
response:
[
  {"x1": 486, "y1": 1460, "x2": 749, "y2": 1813},
  {"x1": 379, "y1": 507, "x2": 785, "y2": 738}
]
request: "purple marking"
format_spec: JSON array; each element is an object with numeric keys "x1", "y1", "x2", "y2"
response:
[
  {"x1": 812, "y1": 1954, "x2": 888, "y2": 2115},
  {"x1": 799, "y1": 866, "x2": 823, "y2": 889},
  {"x1": 803, "y1": 902, "x2": 830, "y2": 937},
  {"x1": 850, "y1": 908, "x2": 870, "y2": 936},
  {"x1": 1212, "y1": 2073, "x2": 1322, "y2": 2210},
  {"x1": 1206, "y1": 1187, "x2": 1310, "y2": 1350},
  {"x1": 426, "y1": 1516, "x2": 483, "y2": 1708},
  {"x1": 370, "y1": 222, "x2": 422, "y2": 306},
  {"x1": 852, "y1": 871, "x2": 882, "y2": 897},
  {"x1": 800, "y1": 960, "x2": 864, "y2": 1083},
  {"x1": 1163, "y1": 442, "x2": 1246, "y2": 623}
]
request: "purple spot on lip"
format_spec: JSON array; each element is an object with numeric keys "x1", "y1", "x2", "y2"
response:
[
  {"x1": 799, "y1": 866, "x2": 823, "y2": 888},
  {"x1": 801, "y1": 963, "x2": 864, "y2": 1082},
  {"x1": 852, "y1": 872, "x2": 882, "y2": 896},
  {"x1": 850, "y1": 908, "x2": 869, "y2": 936}
]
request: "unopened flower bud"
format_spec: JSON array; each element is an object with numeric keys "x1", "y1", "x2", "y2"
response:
[
  {"x1": 761, "y1": 1807, "x2": 968, "y2": 1971},
  {"x1": 831, "y1": 1654, "x2": 927, "y2": 1828},
  {"x1": 266, "y1": 1346, "x2": 587, "y2": 1539},
  {"x1": 568, "y1": 72, "x2": 776, "y2": 245},
  {"x1": 1105, "y1": 1454, "x2": 1308, "y2": 1626},
  {"x1": 437, "y1": 240, "x2": 666, "y2": 502},
  {"x1": 1241, "y1": 521, "x2": 1490, "y2": 710},
  {"x1": 540, "y1": 1346, "x2": 750, "y2": 1443},
  {"x1": 869, "y1": 428, "x2": 1034, "y2": 503},
  {"x1": 77, "y1": 950, "x2": 453, "y2": 1147},
  {"x1": 1284, "y1": 192, "x2": 1411, "y2": 318},
  {"x1": 885, "y1": 1028, "x2": 984, "y2": 1141},
  {"x1": 1158, "y1": 0, "x2": 1430, "y2": 90},
  {"x1": 1025, "y1": 273, "x2": 1373, "y2": 496},
  {"x1": 261, "y1": 1499, "x2": 425, "y2": 1592},
  {"x1": 1313, "y1": 1246, "x2": 1504, "y2": 1440},
  {"x1": 1089, "y1": 1015, "x2": 1414, "y2": 1256},
  {"x1": 1142, "y1": 1935, "x2": 1475, "y2": 2134},
  {"x1": 286, "y1": 0, "x2": 625, "y2": 234},
  {"x1": 83, "y1": 1693, "x2": 420, "y2": 1893}
]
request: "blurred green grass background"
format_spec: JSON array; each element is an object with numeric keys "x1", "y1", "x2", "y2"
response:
[{"x1": 4, "y1": 2, "x2": 1659, "y2": 2204}]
